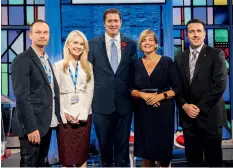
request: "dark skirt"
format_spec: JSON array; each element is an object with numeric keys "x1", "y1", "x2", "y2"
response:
[
  {"x1": 58, "y1": 114, "x2": 92, "y2": 166},
  {"x1": 134, "y1": 99, "x2": 174, "y2": 162}
]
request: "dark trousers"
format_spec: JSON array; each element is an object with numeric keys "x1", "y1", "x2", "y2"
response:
[
  {"x1": 183, "y1": 126, "x2": 223, "y2": 167},
  {"x1": 93, "y1": 112, "x2": 132, "y2": 167},
  {"x1": 19, "y1": 128, "x2": 53, "y2": 167}
]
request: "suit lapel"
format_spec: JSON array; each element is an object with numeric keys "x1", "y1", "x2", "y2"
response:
[
  {"x1": 116, "y1": 36, "x2": 126, "y2": 73},
  {"x1": 182, "y1": 50, "x2": 190, "y2": 84},
  {"x1": 191, "y1": 44, "x2": 208, "y2": 83},
  {"x1": 30, "y1": 47, "x2": 51, "y2": 87},
  {"x1": 100, "y1": 36, "x2": 114, "y2": 74}
]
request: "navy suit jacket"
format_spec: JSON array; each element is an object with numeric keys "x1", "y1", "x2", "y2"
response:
[
  {"x1": 88, "y1": 35, "x2": 137, "y2": 115},
  {"x1": 11, "y1": 47, "x2": 61, "y2": 137}
]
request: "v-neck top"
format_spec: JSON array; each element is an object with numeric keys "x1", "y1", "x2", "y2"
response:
[
  {"x1": 140, "y1": 56, "x2": 162, "y2": 78},
  {"x1": 131, "y1": 56, "x2": 180, "y2": 94}
]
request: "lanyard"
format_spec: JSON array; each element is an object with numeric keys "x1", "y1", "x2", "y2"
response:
[
  {"x1": 40, "y1": 57, "x2": 52, "y2": 85},
  {"x1": 68, "y1": 64, "x2": 78, "y2": 92}
]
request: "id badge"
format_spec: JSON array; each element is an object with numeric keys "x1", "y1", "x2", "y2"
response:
[{"x1": 71, "y1": 95, "x2": 79, "y2": 105}]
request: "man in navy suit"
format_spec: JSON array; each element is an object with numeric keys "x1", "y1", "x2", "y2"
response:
[
  {"x1": 88, "y1": 8, "x2": 137, "y2": 167},
  {"x1": 11, "y1": 20, "x2": 61, "y2": 167}
]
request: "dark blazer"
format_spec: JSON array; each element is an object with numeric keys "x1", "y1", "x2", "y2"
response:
[
  {"x1": 88, "y1": 35, "x2": 137, "y2": 115},
  {"x1": 175, "y1": 44, "x2": 227, "y2": 133},
  {"x1": 11, "y1": 47, "x2": 61, "y2": 138}
]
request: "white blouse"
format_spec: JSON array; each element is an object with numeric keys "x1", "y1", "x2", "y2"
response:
[{"x1": 53, "y1": 60, "x2": 94, "y2": 124}]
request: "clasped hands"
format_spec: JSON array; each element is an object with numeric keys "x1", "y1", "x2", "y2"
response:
[
  {"x1": 140, "y1": 92, "x2": 162, "y2": 107},
  {"x1": 182, "y1": 103, "x2": 200, "y2": 118},
  {"x1": 65, "y1": 113, "x2": 80, "y2": 124}
]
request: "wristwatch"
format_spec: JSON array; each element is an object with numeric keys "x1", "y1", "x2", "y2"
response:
[{"x1": 163, "y1": 92, "x2": 168, "y2": 99}]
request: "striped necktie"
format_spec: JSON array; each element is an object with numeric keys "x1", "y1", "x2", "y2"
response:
[{"x1": 189, "y1": 50, "x2": 198, "y2": 83}]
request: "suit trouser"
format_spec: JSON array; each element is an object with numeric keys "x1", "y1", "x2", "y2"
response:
[
  {"x1": 93, "y1": 112, "x2": 132, "y2": 167},
  {"x1": 183, "y1": 126, "x2": 223, "y2": 167},
  {"x1": 19, "y1": 128, "x2": 53, "y2": 167}
]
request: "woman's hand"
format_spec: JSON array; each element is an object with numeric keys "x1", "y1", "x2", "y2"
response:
[
  {"x1": 146, "y1": 93, "x2": 163, "y2": 107},
  {"x1": 140, "y1": 92, "x2": 160, "y2": 107},
  {"x1": 65, "y1": 113, "x2": 79, "y2": 124},
  {"x1": 139, "y1": 92, "x2": 152, "y2": 102}
]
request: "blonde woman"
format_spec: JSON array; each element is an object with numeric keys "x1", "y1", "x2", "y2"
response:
[
  {"x1": 53, "y1": 30, "x2": 94, "y2": 167},
  {"x1": 131, "y1": 29, "x2": 180, "y2": 167}
]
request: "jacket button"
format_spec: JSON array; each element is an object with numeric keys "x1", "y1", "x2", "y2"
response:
[{"x1": 50, "y1": 106, "x2": 52, "y2": 109}]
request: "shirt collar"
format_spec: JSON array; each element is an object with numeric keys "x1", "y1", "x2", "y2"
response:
[
  {"x1": 105, "y1": 32, "x2": 121, "y2": 44},
  {"x1": 189, "y1": 43, "x2": 204, "y2": 54},
  {"x1": 31, "y1": 45, "x2": 48, "y2": 60}
]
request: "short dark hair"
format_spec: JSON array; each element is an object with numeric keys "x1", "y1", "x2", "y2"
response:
[
  {"x1": 30, "y1": 20, "x2": 49, "y2": 32},
  {"x1": 103, "y1": 8, "x2": 122, "y2": 22},
  {"x1": 186, "y1": 19, "x2": 206, "y2": 31}
]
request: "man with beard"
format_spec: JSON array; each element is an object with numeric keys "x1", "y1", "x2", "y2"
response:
[
  {"x1": 11, "y1": 20, "x2": 61, "y2": 167},
  {"x1": 175, "y1": 19, "x2": 227, "y2": 167}
]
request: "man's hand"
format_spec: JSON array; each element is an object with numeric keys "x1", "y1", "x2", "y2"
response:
[
  {"x1": 27, "y1": 130, "x2": 40, "y2": 144},
  {"x1": 182, "y1": 103, "x2": 200, "y2": 118}
]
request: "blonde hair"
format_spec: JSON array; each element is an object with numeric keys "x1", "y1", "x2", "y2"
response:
[
  {"x1": 63, "y1": 30, "x2": 91, "y2": 83},
  {"x1": 138, "y1": 29, "x2": 159, "y2": 52}
]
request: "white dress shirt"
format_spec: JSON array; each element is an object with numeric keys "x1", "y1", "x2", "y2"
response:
[
  {"x1": 53, "y1": 60, "x2": 94, "y2": 124},
  {"x1": 105, "y1": 32, "x2": 122, "y2": 64}
]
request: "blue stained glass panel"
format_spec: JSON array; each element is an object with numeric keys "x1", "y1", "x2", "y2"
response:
[
  {"x1": 1, "y1": 0, "x2": 7, "y2": 4},
  {"x1": 193, "y1": 8, "x2": 207, "y2": 24},
  {"x1": 9, "y1": 49, "x2": 16, "y2": 62},
  {"x1": 26, "y1": 6, "x2": 34, "y2": 25},
  {"x1": 184, "y1": 0, "x2": 191, "y2": 6},
  {"x1": 26, "y1": 0, "x2": 34, "y2": 4},
  {"x1": 35, "y1": 0, "x2": 45, "y2": 4},
  {"x1": 1, "y1": 52, "x2": 8, "y2": 63},
  {"x1": 173, "y1": 8, "x2": 181, "y2": 25},
  {"x1": 173, "y1": 0, "x2": 183, "y2": 6},
  {"x1": 223, "y1": 76, "x2": 230, "y2": 101},
  {"x1": 173, "y1": 30, "x2": 181, "y2": 38},
  {"x1": 9, "y1": 75, "x2": 15, "y2": 100},
  {"x1": 9, "y1": 0, "x2": 24, "y2": 4},
  {"x1": 1, "y1": 30, "x2": 7, "y2": 55},
  {"x1": 8, "y1": 30, "x2": 21, "y2": 45},
  {"x1": 63, "y1": 0, "x2": 71, "y2": 4},
  {"x1": 9, "y1": 6, "x2": 24, "y2": 25},
  {"x1": 1, "y1": 6, "x2": 8, "y2": 25},
  {"x1": 207, "y1": 7, "x2": 213, "y2": 24},
  {"x1": 193, "y1": 0, "x2": 206, "y2": 6},
  {"x1": 184, "y1": 8, "x2": 191, "y2": 25},
  {"x1": 207, "y1": 29, "x2": 214, "y2": 47},
  {"x1": 207, "y1": 0, "x2": 213, "y2": 5},
  {"x1": 37, "y1": 6, "x2": 45, "y2": 20},
  {"x1": 174, "y1": 39, "x2": 181, "y2": 45},
  {"x1": 214, "y1": 7, "x2": 229, "y2": 24}
]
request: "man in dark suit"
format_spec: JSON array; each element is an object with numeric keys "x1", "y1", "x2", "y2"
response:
[
  {"x1": 88, "y1": 8, "x2": 137, "y2": 167},
  {"x1": 11, "y1": 20, "x2": 61, "y2": 167},
  {"x1": 175, "y1": 19, "x2": 227, "y2": 167}
]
